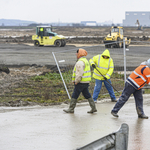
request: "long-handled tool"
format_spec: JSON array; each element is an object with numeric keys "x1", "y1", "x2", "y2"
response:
[{"x1": 93, "y1": 65, "x2": 120, "y2": 95}]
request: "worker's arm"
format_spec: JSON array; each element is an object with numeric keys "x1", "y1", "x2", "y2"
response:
[
  {"x1": 89, "y1": 55, "x2": 99, "y2": 67},
  {"x1": 105, "y1": 58, "x2": 114, "y2": 79},
  {"x1": 145, "y1": 68, "x2": 150, "y2": 85},
  {"x1": 75, "y1": 61, "x2": 85, "y2": 84}
]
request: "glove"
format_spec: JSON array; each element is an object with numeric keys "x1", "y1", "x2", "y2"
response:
[
  {"x1": 0, "y1": 66, "x2": 10, "y2": 74},
  {"x1": 104, "y1": 77, "x2": 107, "y2": 80},
  {"x1": 92, "y1": 64, "x2": 96, "y2": 68}
]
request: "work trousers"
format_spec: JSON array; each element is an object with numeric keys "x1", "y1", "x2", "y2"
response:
[
  {"x1": 72, "y1": 83, "x2": 91, "y2": 99},
  {"x1": 93, "y1": 79, "x2": 116, "y2": 101},
  {"x1": 112, "y1": 82, "x2": 144, "y2": 115}
]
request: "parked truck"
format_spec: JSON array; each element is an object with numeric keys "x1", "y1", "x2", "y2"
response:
[
  {"x1": 103, "y1": 26, "x2": 131, "y2": 48},
  {"x1": 32, "y1": 26, "x2": 66, "y2": 47}
]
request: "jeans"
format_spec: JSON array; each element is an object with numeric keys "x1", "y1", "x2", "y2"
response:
[
  {"x1": 93, "y1": 79, "x2": 116, "y2": 101},
  {"x1": 112, "y1": 82, "x2": 144, "y2": 115},
  {"x1": 72, "y1": 83, "x2": 91, "y2": 99}
]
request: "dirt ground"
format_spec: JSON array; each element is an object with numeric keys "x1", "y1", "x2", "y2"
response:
[
  {"x1": 0, "y1": 26, "x2": 150, "y2": 37},
  {"x1": 0, "y1": 26, "x2": 150, "y2": 44}
]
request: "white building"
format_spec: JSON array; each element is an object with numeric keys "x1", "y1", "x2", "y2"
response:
[{"x1": 123, "y1": 11, "x2": 150, "y2": 26}]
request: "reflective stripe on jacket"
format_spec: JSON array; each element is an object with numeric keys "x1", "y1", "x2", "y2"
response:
[
  {"x1": 89, "y1": 50, "x2": 114, "y2": 80},
  {"x1": 127, "y1": 65, "x2": 150, "y2": 90},
  {"x1": 72, "y1": 57, "x2": 91, "y2": 83}
]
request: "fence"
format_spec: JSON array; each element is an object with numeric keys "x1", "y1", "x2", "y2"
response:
[
  {"x1": 53, "y1": 38, "x2": 150, "y2": 101},
  {"x1": 76, "y1": 123, "x2": 129, "y2": 150}
]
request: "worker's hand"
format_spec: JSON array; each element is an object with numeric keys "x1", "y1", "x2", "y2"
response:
[
  {"x1": 104, "y1": 77, "x2": 107, "y2": 80},
  {"x1": 92, "y1": 64, "x2": 96, "y2": 68},
  {"x1": 73, "y1": 82, "x2": 78, "y2": 85}
]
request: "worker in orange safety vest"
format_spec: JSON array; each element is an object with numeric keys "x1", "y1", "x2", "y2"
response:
[{"x1": 111, "y1": 58, "x2": 150, "y2": 119}]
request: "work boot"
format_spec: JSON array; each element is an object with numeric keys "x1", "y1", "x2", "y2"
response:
[
  {"x1": 138, "y1": 114, "x2": 149, "y2": 119},
  {"x1": 136, "y1": 107, "x2": 148, "y2": 119},
  {"x1": 111, "y1": 98, "x2": 117, "y2": 102},
  {"x1": 63, "y1": 98, "x2": 77, "y2": 113},
  {"x1": 87, "y1": 97, "x2": 97, "y2": 113},
  {"x1": 111, "y1": 110, "x2": 119, "y2": 117},
  {"x1": 94, "y1": 100, "x2": 97, "y2": 103}
]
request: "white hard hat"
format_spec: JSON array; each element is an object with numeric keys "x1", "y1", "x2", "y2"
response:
[{"x1": 146, "y1": 59, "x2": 150, "y2": 68}]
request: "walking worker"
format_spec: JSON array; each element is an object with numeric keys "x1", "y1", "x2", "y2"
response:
[
  {"x1": 63, "y1": 48, "x2": 97, "y2": 113},
  {"x1": 111, "y1": 59, "x2": 150, "y2": 119},
  {"x1": 89, "y1": 49, "x2": 117, "y2": 103}
]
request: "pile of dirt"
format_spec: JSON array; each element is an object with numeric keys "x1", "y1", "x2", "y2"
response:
[
  {"x1": 0, "y1": 66, "x2": 54, "y2": 93},
  {"x1": 0, "y1": 66, "x2": 57, "y2": 107}
]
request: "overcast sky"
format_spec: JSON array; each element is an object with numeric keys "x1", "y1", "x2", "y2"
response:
[{"x1": 1, "y1": 0, "x2": 150, "y2": 23}]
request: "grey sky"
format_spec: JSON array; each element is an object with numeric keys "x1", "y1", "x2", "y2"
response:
[{"x1": 1, "y1": 0, "x2": 150, "y2": 23}]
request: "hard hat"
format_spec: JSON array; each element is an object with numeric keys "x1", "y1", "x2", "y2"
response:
[{"x1": 146, "y1": 59, "x2": 150, "y2": 68}]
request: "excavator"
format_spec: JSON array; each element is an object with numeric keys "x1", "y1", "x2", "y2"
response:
[
  {"x1": 32, "y1": 26, "x2": 66, "y2": 47},
  {"x1": 135, "y1": 19, "x2": 143, "y2": 30}
]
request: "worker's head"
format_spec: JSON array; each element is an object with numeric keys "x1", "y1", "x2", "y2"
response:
[
  {"x1": 146, "y1": 58, "x2": 150, "y2": 68},
  {"x1": 102, "y1": 55, "x2": 109, "y2": 59},
  {"x1": 76, "y1": 48, "x2": 87, "y2": 59},
  {"x1": 102, "y1": 49, "x2": 110, "y2": 59}
]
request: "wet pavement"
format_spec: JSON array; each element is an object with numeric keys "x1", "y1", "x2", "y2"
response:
[{"x1": 0, "y1": 94, "x2": 150, "y2": 150}]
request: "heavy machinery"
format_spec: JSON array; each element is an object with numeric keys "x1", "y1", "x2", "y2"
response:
[
  {"x1": 103, "y1": 26, "x2": 131, "y2": 48},
  {"x1": 135, "y1": 19, "x2": 143, "y2": 30},
  {"x1": 32, "y1": 26, "x2": 66, "y2": 47}
]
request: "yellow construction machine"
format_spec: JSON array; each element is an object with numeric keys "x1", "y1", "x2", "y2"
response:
[
  {"x1": 103, "y1": 26, "x2": 131, "y2": 48},
  {"x1": 32, "y1": 26, "x2": 66, "y2": 47}
]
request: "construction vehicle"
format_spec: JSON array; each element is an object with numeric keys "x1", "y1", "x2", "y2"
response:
[
  {"x1": 103, "y1": 26, "x2": 131, "y2": 48},
  {"x1": 135, "y1": 19, "x2": 143, "y2": 30},
  {"x1": 32, "y1": 26, "x2": 66, "y2": 47}
]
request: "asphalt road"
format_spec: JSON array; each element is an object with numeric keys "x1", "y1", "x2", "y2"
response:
[
  {"x1": 0, "y1": 43, "x2": 149, "y2": 68},
  {"x1": 0, "y1": 43, "x2": 78, "y2": 66},
  {"x1": 0, "y1": 95, "x2": 150, "y2": 150}
]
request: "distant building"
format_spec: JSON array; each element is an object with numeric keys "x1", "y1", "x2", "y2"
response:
[
  {"x1": 80, "y1": 21, "x2": 97, "y2": 26},
  {"x1": 123, "y1": 11, "x2": 150, "y2": 26}
]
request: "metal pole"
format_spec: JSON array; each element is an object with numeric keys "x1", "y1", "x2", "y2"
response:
[
  {"x1": 52, "y1": 52, "x2": 71, "y2": 99},
  {"x1": 123, "y1": 37, "x2": 126, "y2": 83}
]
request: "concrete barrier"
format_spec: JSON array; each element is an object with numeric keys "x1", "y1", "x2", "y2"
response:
[{"x1": 76, "y1": 123, "x2": 129, "y2": 150}]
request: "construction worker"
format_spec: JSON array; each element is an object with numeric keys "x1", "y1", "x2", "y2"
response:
[
  {"x1": 111, "y1": 59, "x2": 150, "y2": 119},
  {"x1": 63, "y1": 48, "x2": 97, "y2": 113},
  {"x1": 39, "y1": 27, "x2": 44, "y2": 39},
  {"x1": 89, "y1": 49, "x2": 117, "y2": 103}
]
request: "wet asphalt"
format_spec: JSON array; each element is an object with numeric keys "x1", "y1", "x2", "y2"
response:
[{"x1": 0, "y1": 94, "x2": 150, "y2": 150}]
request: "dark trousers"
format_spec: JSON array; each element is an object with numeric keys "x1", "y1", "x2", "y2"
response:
[
  {"x1": 112, "y1": 82, "x2": 144, "y2": 115},
  {"x1": 72, "y1": 83, "x2": 91, "y2": 99}
]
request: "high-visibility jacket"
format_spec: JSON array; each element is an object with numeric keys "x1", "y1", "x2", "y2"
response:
[
  {"x1": 89, "y1": 49, "x2": 114, "y2": 80},
  {"x1": 72, "y1": 57, "x2": 91, "y2": 83},
  {"x1": 127, "y1": 65, "x2": 150, "y2": 90},
  {"x1": 40, "y1": 28, "x2": 43, "y2": 31}
]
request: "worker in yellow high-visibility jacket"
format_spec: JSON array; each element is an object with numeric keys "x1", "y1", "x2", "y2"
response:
[
  {"x1": 89, "y1": 49, "x2": 116, "y2": 103},
  {"x1": 39, "y1": 27, "x2": 44, "y2": 39}
]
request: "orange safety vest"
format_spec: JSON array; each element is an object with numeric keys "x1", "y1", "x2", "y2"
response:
[{"x1": 127, "y1": 65, "x2": 150, "y2": 90}]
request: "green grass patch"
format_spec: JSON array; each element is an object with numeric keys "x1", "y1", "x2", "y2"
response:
[{"x1": 1, "y1": 71, "x2": 150, "y2": 105}]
